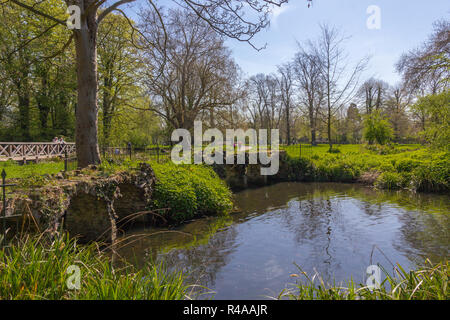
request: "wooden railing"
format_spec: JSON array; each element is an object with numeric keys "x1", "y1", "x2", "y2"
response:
[{"x1": 0, "y1": 142, "x2": 76, "y2": 161}]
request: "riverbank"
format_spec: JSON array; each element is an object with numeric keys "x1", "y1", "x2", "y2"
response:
[{"x1": 282, "y1": 144, "x2": 449, "y2": 192}]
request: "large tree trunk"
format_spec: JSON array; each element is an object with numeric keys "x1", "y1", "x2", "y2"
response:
[
  {"x1": 286, "y1": 103, "x2": 291, "y2": 145},
  {"x1": 73, "y1": 10, "x2": 101, "y2": 167}
]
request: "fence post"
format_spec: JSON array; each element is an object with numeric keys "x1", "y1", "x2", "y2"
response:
[
  {"x1": 64, "y1": 149, "x2": 68, "y2": 172},
  {"x1": 127, "y1": 142, "x2": 132, "y2": 161},
  {"x1": 1, "y1": 169, "x2": 6, "y2": 244},
  {"x1": 157, "y1": 145, "x2": 160, "y2": 163}
]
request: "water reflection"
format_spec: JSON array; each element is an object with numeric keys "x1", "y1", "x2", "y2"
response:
[{"x1": 119, "y1": 182, "x2": 450, "y2": 299}]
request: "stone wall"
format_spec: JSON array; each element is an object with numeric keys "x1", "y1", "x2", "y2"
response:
[{"x1": 0, "y1": 163, "x2": 155, "y2": 243}]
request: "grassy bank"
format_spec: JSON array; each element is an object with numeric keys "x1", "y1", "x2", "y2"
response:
[
  {"x1": 0, "y1": 234, "x2": 192, "y2": 300},
  {"x1": 279, "y1": 260, "x2": 449, "y2": 300},
  {"x1": 282, "y1": 144, "x2": 449, "y2": 192}
]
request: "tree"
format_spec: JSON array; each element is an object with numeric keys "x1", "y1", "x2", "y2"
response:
[
  {"x1": 7, "y1": 0, "x2": 294, "y2": 167},
  {"x1": 140, "y1": 9, "x2": 240, "y2": 133},
  {"x1": 396, "y1": 20, "x2": 449, "y2": 95},
  {"x1": 293, "y1": 44, "x2": 324, "y2": 145},
  {"x1": 384, "y1": 84, "x2": 411, "y2": 142},
  {"x1": 313, "y1": 24, "x2": 367, "y2": 150},
  {"x1": 247, "y1": 73, "x2": 282, "y2": 135},
  {"x1": 97, "y1": 12, "x2": 143, "y2": 145},
  {"x1": 357, "y1": 78, "x2": 389, "y2": 115},
  {"x1": 0, "y1": 1, "x2": 76, "y2": 141},
  {"x1": 363, "y1": 110, "x2": 393, "y2": 145},
  {"x1": 277, "y1": 62, "x2": 295, "y2": 144},
  {"x1": 344, "y1": 103, "x2": 362, "y2": 143},
  {"x1": 411, "y1": 90, "x2": 450, "y2": 150}
]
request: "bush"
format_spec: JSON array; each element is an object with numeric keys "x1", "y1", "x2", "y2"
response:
[
  {"x1": 375, "y1": 172, "x2": 403, "y2": 190},
  {"x1": 151, "y1": 163, "x2": 233, "y2": 223}
]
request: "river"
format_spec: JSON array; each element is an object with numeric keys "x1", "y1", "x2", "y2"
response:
[{"x1": 118, "y1": 182, "x2": 449, "y2": 299}]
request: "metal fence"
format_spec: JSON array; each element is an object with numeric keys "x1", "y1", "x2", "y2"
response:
[
  {"x1": 101, "y1": 146, "x2": 172, "y2": 164},
  {"x1": 0, "y1": 169, "x2": 18, "y2": 247}
]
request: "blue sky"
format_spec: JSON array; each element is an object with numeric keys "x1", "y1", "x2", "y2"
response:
[{"x1": 126, "y1": 0, "x2": 450, "y2": 85}]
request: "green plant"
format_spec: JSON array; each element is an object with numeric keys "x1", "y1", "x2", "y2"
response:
[
  {"x1": 0, "y1": 234, "x2": 192, "y2": 300},
  {"x1": 151, "y1": 163, "x2": 233, "y2": 223},
  {"x1": 279, "y1": 259, "x2": 449, "y2": 300},
  {"x1": 363, "y1": 110, "x2": 394, "y2": 145}
]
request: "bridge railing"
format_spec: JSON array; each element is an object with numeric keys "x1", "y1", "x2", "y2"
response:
[{"x1": 0, "y1": 142, "x2": 76, "y2": 161}]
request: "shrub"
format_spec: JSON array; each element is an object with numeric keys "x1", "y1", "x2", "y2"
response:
[
  {"x1": 375, "y1": 172, "x2": 402, "y2": 190},
  {"x1": 396, "y1": 159, "x2": 421, "y2": 172},
  {"x1": 151, "y1": 163, "x2": 233, "y2": 223}
]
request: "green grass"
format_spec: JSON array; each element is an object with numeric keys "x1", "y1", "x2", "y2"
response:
[
  {"x1": 0, "y1": 234, "x2": 193, "y2": 300},
  {"x1": 281, "y1": 144, "x2": 449, "y2": 192},
  {"x1": 1, "y1": 159, "x2": 65, "y2": 180},
  {"x1": 2, "y1": 144, "x2": 448, "y2": 193},
  {"x1": 279, "y1": 259, "x2": 449, "y2": 300}
]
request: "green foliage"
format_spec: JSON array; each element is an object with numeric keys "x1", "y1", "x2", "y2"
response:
[
  {"x1": 412, "y1": 90, "x2": 450, "y2": 151},
  {"x1": 151, "y1": 163, "x2": 233, "y2": 223},
  {"x1": 375, "y1": 172, "x2": 403, "y2": 190},
  {"x1": 282, "y1": 144, "x2": 449, "y2": 192},
  {"x1": 280, "y1": 260, "x2": 449, "y2": 300},
  {"x1": 363, "y1": 110, "x2": 394, "y2": 145},
  {"x1": 0, "y1": 234, "x2": 191, "y2": 300}
]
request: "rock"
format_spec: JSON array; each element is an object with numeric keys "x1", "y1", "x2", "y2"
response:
[
  {"x1": 55, "y1": 172, "x2": 64, "y2": 180},
  {"x1": 2, "y1": 163, "x2": 156, "y2": 243}
]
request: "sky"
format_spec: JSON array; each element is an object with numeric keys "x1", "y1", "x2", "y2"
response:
[{"x1": 126, "y1": 0, "x2": 450, "y2": 86}]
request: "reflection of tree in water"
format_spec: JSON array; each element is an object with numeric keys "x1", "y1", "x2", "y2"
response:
[
  {"x1": 279, "y1": 193, "x2": 349, "y2": 281},
  {"x1": 394, "y1": 208, "x2": 450, "y2": 264},
  {"x1": 154, "y1": 225, "x2": 238, "y2": 292}
]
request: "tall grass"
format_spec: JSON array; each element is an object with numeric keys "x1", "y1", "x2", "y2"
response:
[
  {"x1": 279, "y1": 260, "x2": 449, "y2": 300},
  {"x1": 0, "y1": 234, "x2": 193, "y2": 300}
]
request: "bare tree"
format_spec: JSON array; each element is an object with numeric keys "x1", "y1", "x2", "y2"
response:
[
  {"x1": 140, "y1": 9, "x2": 240, "y2": 133},
  {"x1": 277, "y1": 62, "x2": 295, "y2": 144},
  {"x1": 313, "y1": 24, "x2": 367, "y2": 150},
  {"x1": 357, "y1": 77, "x2": 389, "y2": 115},
  {"x1": 247, "y1": 73, "x2": 282, "y2": 134},
  {"x1": 396, "y1": 19, "x2": 449, "y2": 95},
  {"x1": 293, "y1": 44, "x2": 324, "y2": 145}
]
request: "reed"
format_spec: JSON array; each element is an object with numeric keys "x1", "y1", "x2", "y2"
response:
[
  {"x1": 279, "y1": 259, "x2": 449, "y2": 300},
  {"x1": 0, "y1": 234, "x2": 192, "y2": 300}
]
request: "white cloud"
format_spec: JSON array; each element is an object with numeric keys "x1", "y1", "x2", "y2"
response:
[{"x1": 270, "y1": 4, "x2": 291, "y2": 28}]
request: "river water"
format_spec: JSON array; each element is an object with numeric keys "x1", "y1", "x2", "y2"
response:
[{"x1": 119, "y1": 182, "x2": 449, "y2": 299}]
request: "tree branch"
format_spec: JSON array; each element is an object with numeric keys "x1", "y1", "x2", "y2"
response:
[
  {"x1": 9, "y1": 0, "x2": 67, "y2": 26},
  {"x1": 97, "y1": 0, "x2": 136, "y2": 23}
]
